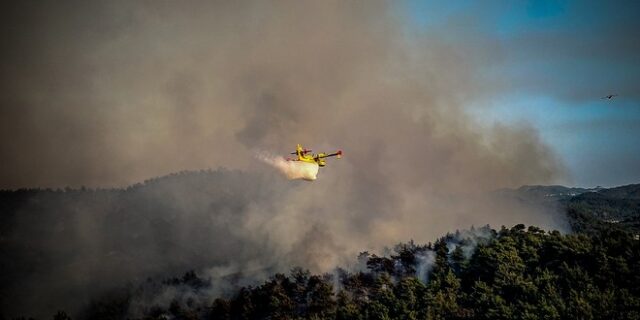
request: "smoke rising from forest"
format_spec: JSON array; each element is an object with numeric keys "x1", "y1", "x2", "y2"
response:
[{"x1": 0, "y1": 1, "x2": 569, "y2": 318}]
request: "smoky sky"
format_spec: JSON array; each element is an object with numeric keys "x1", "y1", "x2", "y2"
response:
[{"x1": 0, "y1": 0, "x2": 566, "y2": 189}]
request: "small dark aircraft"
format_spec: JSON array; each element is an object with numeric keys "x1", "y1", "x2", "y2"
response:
[{"x1": 601, "y1": 94, "x2": 618, "y2": 100}]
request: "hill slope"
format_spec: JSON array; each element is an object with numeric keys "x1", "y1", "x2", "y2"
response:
[
  {"x1": 82, "y1": 225, "x2": 640, "y2": 320},
  {"x1": 499, "y1": 184, "x2": 640, "y2": 233},
  {"x1": 2, "y1": 174, "x2": 639, "y2": 319},
  {"x1": 0, "y1": 169, "x2": 295, "y2": 319}
]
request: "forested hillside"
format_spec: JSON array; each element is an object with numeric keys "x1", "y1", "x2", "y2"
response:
[
  {"x1": 566, "y1": 186, "x2": 640, "y2": 233},
  {"x1": 2, "y1": 175, "x2": 639, "y2": 319},
  {"x1": 0, "y1": 170, "x2": 293, "y2": 319},
  {"x1": 499, "y1": 184, "x2": 640, "y2": 233},
  {"x1": 79, "y1": 224, "x2": 640, "y2": 320}
]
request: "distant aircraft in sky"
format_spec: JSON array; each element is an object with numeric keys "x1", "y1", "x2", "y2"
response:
[
  {"x1": 601, "y1": 94, "x2": 618, "y2": 100},
  {"x1": 286, "y1": 144, "x2": 342, "y2": 167}
]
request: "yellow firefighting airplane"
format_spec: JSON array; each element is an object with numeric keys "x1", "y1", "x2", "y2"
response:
[{"x1": 286, "y1": 144, "x2": 342, "y2": 167}]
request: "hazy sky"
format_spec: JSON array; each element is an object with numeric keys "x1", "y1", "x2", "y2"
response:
[
  {"x1": 405, "y1": 0, "x2": 640, "y2": 187},
  {"x1": 0, "y1": 0, "x2": 638, "y2": 189}
]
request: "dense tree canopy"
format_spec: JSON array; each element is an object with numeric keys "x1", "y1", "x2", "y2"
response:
[
  {"x1": 3, "y1": 182, "x2": 639, "y2": 319},
  {"x1": 69, "y1": 223, "x2": 639, "y2": 320}
]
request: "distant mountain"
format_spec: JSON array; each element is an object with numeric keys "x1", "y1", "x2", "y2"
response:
[
  {"x1": 567, "y1": 184, "x2": 640, "y2": 233},
  {"x1": 501, "y1": 183, "x2": 640, "y2": 200},
  {"x1": 497, "y1": 183, "x2": 640, "y2": 234},
  {"x1": 494, "y1": 184, "x2": 602, "y2": 202},
  {"x1": 594, "y1": 183, "x2": 640, "y2": 200}
]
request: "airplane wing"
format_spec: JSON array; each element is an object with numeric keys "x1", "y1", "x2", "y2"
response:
[
  {"x1": 316, "y1": 150, "x2": 342, "y2": 159},
  {"x1": 290, "y1": 149, "x2": 312, "y2": 155}
]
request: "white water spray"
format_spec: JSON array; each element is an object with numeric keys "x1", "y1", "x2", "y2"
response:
[{"x1": 257, "y1": 153, "x2": 319, "y2": 181}]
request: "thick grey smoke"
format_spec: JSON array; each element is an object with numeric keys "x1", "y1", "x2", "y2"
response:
[
  {"x1": 415, "y1": 251, "x2": 436, "y2": 284},
  {"x1": 0, "y1": 1, "x2": 568, "y2": 318},
  {"x1": 0, "y1": 1, "x2": 563, "y2": 189}
]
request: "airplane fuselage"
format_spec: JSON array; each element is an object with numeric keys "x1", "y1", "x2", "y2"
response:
[
  {"x1": 290, "y1": 144, "x2": 340, "y2": 167},
  {"x1": 295, "y1": 151, "x2": 327, "y2": 166}
]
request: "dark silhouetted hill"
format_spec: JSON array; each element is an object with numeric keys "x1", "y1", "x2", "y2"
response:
[{"x1": 2, "y1": 172, "x2": 639, "y2": 319}]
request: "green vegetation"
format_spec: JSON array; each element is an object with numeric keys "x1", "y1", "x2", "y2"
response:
[
  {"x1": 206, "y1": 226, "x2": 639, "y2": 320},
  {"x1": 501, "y1": 183, "x2": 640, "y2": 233},
  {"x1": 76, "y1": 224, "x2": 640, "y2": 320},
  {"x1": 2, "y1": 179, "x2": 639, "y2": 319},
  {"x1": 566, "y1": 188, "x2": 640, "y2": 233}
]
